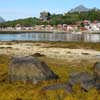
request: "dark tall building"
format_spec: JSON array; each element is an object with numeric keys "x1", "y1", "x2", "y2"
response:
[{"x1": 40, "y1": 11, "x2": 51, "y2": 21}]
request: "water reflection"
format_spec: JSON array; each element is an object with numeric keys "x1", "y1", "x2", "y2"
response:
[{"x1": 0, "y1": 32, "x2": 100, "y2": 42}]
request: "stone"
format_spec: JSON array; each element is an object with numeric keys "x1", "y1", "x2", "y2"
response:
[
  {"x1": 94, "y1": 62, "x2": 100, "y2": 89},
  {"x1": 42, "y1": 83, "x2": 73, "y2": 93},
  {"x1": 9, "y1": 56, "x2": 58, "y2": 83},
  {"x1": 42, "y1": 62, "x2": 100, "y2": 92},
  {"x1": 69, "y1": 72, "x2": 95, "y2": 91},
  {"x1": 32, "y1": 53, "x2": 45, "y2": 57},
  {"x1": 42, "y1": 72, "x2": 95, "y2": 92}
]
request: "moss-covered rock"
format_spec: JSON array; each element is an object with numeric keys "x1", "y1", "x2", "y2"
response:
[{"x1": 8, "y1": 56, "x2": 58, "y2": 84}]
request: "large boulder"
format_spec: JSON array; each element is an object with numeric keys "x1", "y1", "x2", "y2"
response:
[{"x1": 8, "y1": 56, "x2": 58, "y2": 84}]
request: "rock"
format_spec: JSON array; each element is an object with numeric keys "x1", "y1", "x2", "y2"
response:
[
  {"x1": 69, "y1": 72, "x2": 95, "y2": 91},
  {"x1": 42, "y1": 83, "x2": 73, "y2": 93},
  {"x1": 42, "y1": 62, "x2": 100, "y2": 92},
  {"x1": 43, "y1": 83, "x2": 66, "y2": 90},
  {"x1": 94, "y1": 62, "x2": 100, "y2": 89},
  {"x1": 81, "y1": 53, "x2": 89, "y2": 55},
  {"x1": 42, "y1": 72, "x2": 95, "y2": 92},
  {"x1": 8, "y1": 56, "x2": 58, "y2": 84},
  {"x1": 32, "y1": 53, "x2": 45, "y2": 57},
  {"x1": 94, "y1": 62, "x2": 100, "y2": 80}
]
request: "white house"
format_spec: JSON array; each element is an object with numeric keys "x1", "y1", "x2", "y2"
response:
[
  {"x1": 90, "y1": 23, "x2": 100, "y2": 31},
  {"x1": 67, "y1": 25, "x2": 74, "y2": 31},
  {"x1": 15, "y1": 24, "x2": 22, "y2": 31}
]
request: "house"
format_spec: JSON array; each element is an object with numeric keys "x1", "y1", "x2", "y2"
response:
[
  {"x1": 6, "y1": 27, "x2": 14, "y2": 31},
  {"x1": 67, "y1": 25, "x2": 74, "y2": 31},
  {"x1": 83, "y1": 20, "x2": 91, "y2": 26},
  {"x1": 57, "y1": 24, "x2": 63, "y2": 31},
  {"x1": 89, "y1": 23, "x2": 100, "y2": 31},
  {"x1": 15, "y1": 24, "x2": 22, "y2": 30},
  {"x1": 24, "y1": 27, "x2": 33, "y2": 30},
  {"x1": 80, "y1": 27, "x2": 88, "y2": 31},
  {"x1": 97, "y1": 23, "x2": 100, "y2": 29},
  {"x1": 63, "y1": 24, "x2": 67, "y2": 31},
  {"x1": 45, "y1": 25, "x2": 53, "y2": 31}
]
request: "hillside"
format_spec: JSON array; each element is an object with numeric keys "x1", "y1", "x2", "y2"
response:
[{"x1": 0, "y1": 5, "x2": 100, "y2": 27}]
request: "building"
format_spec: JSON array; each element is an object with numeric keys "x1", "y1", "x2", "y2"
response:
[
  {"x1": 83, "y1": 20, "x2": 91, "y2": 26},
  {"x1": 90, "y1": 23, "x2": 100, "y2": 31},
  {"x1": 15, "y1": 24, "x2": 22, "y2": 30},
  {"x1": 40, "y1": 11, "x2": 50, "y2": 21},
  {"x1": 57, "y1": 24, "x2": 63, "y2": 31}
]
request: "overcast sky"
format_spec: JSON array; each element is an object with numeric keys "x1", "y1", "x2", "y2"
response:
[{"x1": 0, "y1": 0, "x2": 99, "y2": 21}]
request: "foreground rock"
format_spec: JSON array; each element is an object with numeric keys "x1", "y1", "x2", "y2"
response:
[
  {"x1": 68, "y1": 72, "x2": 95, "y2": 91},
  {"x1": 9, "y1": 56, "x2": 58, "y2": 83},
  {"x1": 43, "y1": 72, "x2": 95, "y2": 92},
  {"x1": 43, "y1": 62, "x2": 100, "y2": 92},
  {"x1": 94, "y1": 62, "x2": 100, "y2": 89}
]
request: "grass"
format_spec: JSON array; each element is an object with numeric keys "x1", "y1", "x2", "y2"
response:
[
  {"x1": 0, "y1": 41, "x2": 100, "y2": 52},
  {"x1": 5, "y1": 41, "x2": 100, "y2": 51},
  {"x1": 0, "y1": 54, "x2": 100, "y2": 100},
  {"x1": 44, "y1": 42, "x2": 100, "y2": 51}
]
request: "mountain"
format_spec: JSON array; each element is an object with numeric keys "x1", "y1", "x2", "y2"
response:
[
  {"x1": 0, "y1": 16, "x2": 5, "y2": 23},
  {"x1": 69, "y1": 5, "x2": 89, "y2": 13}
]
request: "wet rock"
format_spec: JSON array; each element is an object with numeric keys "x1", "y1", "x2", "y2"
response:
[
  {"x1": 81, "y1": 53, "x2": 90, "y2": 55},
  {"x1": 32, "y1": 53, "x2": 45, "y2": 57},
  {"x1": 9, "y1": 56, "x2": 58, "y2": 84}
]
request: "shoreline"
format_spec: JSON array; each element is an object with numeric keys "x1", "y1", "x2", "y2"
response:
[
  {"x1": 0, "y1": 30, "x2": 53, "y2": 34},
  {"x1": 0, "y1": 30, "x2": 100, "y2": 34},
  {"x1": 0, "y1": 41, "x2": 100, "y2": 61}
]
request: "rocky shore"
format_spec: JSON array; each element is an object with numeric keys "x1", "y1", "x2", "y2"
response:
[{"x1": 0, "y1": 42, "x2": 100, "y2": 61}]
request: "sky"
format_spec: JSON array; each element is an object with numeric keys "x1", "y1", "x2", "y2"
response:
[{"x1": 0, "y1": 0, "x2": 100, "y2": 21}]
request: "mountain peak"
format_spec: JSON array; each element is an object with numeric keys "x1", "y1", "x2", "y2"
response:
[
  {"x1": 0, "y1": 16, "x2": 5, "y2": 23},
  {"x1": 77, "y1": 5, "x2": 86, "y2": 8},
  {"x1": 69, "y1": 5, "x2": 89, "y2": 13}
]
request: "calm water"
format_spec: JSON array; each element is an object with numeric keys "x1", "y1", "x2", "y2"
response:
[{"x1": 0, "y1": 32, "x2": 100, "y2": 42}]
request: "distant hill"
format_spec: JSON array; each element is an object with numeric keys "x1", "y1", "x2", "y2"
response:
[
  {"x1": 0, "y1": 16, "x2": 5, "y2": 23},
  {"x1": 0, "y1": 6, "x2": 100, "y2": 27},
  {"x1": 69, "y1": 5, "x2": 89, "y2": 13}
]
